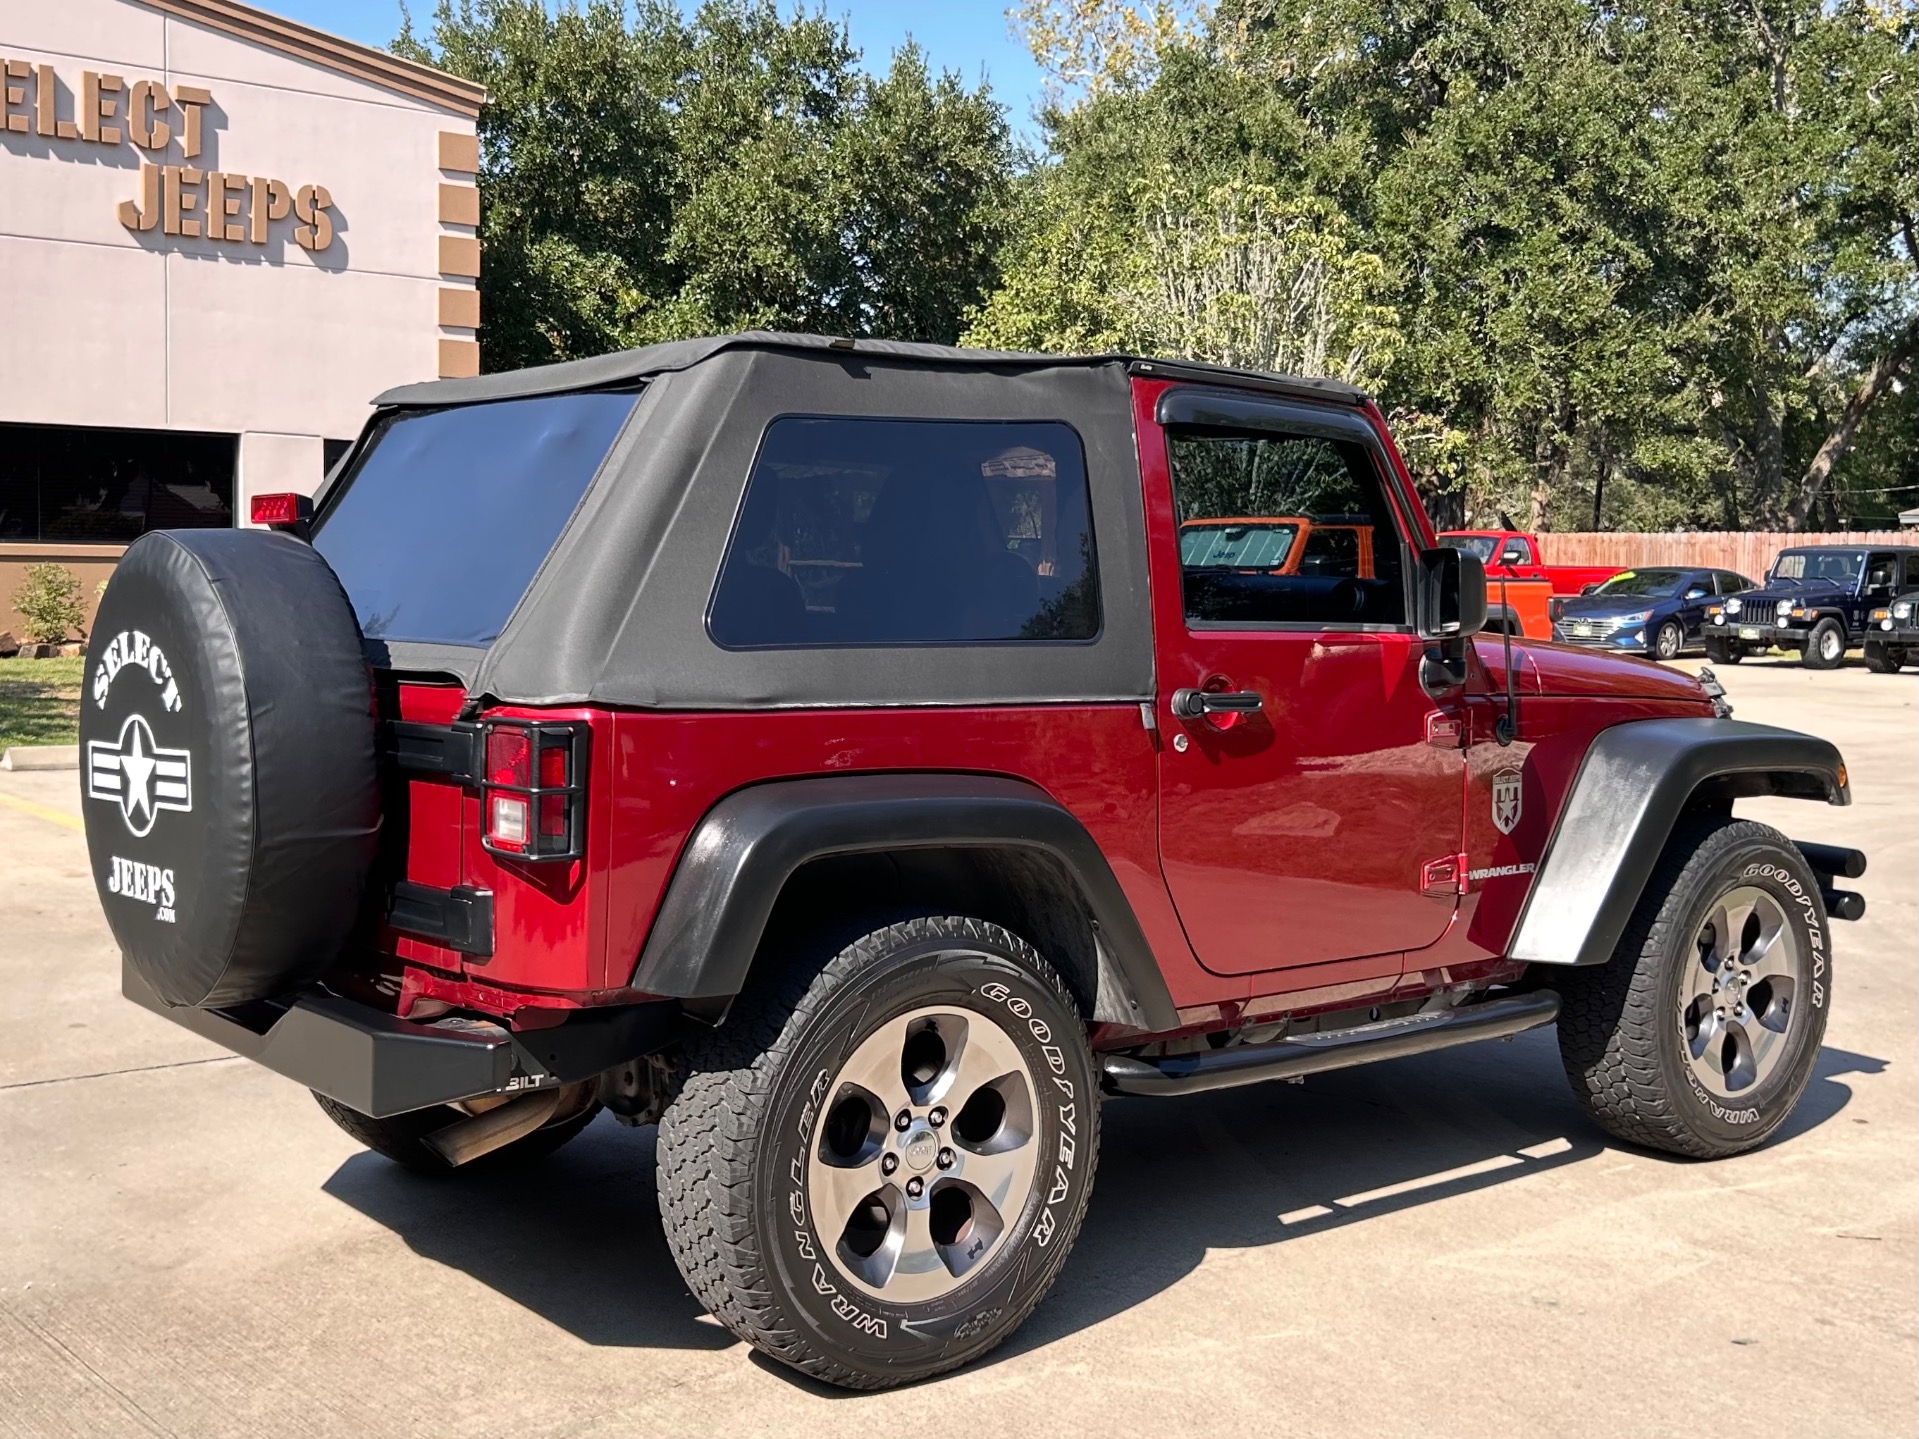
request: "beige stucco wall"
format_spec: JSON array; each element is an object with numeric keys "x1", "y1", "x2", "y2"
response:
[{"x1": 0, "y1": 0, "x2": 477, "y2": 520}]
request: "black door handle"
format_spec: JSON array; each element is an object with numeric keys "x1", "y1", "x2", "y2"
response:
[{"x1": 1171, "y1": 688, "x2": 1263, "y2": 719}]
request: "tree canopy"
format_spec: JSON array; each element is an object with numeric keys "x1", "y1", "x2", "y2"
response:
[
  {"x1": 395, "y1": 0, "x2": 1013, "y2": 367},
  {"x1": 984, "y1": 0, "x2": 1918, "y2": 529},
  {"x1": 399, "y1": 0, "x2": 1917, "y2": 531}
]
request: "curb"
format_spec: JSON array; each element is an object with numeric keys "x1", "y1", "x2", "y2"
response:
[{"x1": 0, "y1": 744, "x2": 80, "y2": 772}]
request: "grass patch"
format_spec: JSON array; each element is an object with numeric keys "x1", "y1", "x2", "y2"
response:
[{"x1": 0, "y1": 655, "x2": 85, "y2": 751}]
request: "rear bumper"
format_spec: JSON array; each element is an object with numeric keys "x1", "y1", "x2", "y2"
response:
[{"x1": 123, "y1": 959, "x2": 677, "y2": 1117}]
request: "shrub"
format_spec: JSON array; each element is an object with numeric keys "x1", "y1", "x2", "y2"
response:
[{"x1": 12, "y1": 563, "x2": 87, "y2": 645}]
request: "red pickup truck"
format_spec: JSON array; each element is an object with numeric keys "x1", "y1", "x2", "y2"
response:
[{"x1": 1439, "y1": 529, "x2": 1622, "y2": 597}]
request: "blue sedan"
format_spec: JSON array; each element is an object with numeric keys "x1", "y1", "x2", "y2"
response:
[{"x1": 1551, "y1": 566, "x2": 1754, "y2": 660}]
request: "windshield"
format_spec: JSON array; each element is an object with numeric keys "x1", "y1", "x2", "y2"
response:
[
  {"x1": 1593, "y1": 569, "x2": 1687, "y2": 599},
  {"x1": 1438, "y1": 534, "x2": 1497, "y2": 562},
  {"x1": 314, "y1": 389, "x2": 638, "y2": 648},
  {"x1": 1770, "y1": 550, "x2": 1863, "y2": 585},
  {"x1": 1180, "y1": 520, "x2": 1301, "y2": 569}
]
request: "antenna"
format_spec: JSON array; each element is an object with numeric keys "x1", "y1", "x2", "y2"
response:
[{"x1": 1495, "y1": 576, "x2": 1519, "y2": 746}]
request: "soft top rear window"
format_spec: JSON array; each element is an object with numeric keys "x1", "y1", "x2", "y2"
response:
[{"x1": 314, "y1": 389, "x2": 637, "y2": 649}]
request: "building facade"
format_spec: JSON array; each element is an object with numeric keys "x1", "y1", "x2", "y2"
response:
[{"x1": 1, "y1": 0, "x2": 482, "y2": 635}]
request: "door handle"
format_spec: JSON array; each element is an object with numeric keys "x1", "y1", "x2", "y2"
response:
[{"x1": 1171, "y1": 688, "x2": 1263, "y2": 719}]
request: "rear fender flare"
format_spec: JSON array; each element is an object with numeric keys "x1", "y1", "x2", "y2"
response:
[
  {"x1": 628, "y1": 773, "x2": 1178, "y2": 1031},
  {"x1": 1508, "y1": 718, "x2": 1848, "y2": 968}
]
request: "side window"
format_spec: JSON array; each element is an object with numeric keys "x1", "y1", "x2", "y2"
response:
[
  {"x1": 1683, "y1": 576, "x2": 1711, "y2": 600},
  {"x1": 1167, "y1": 428, "x2": 1406, "y2": 626},
  {"x1": 708, "y1": 417, "x2": 1099, "y2": 647},
  {"x1": 1865, "y1": 554, "x2": 1897, "y2": 594},
  {"x1": 1904, "y1": 555, "x2": 1919, "y2": 589},
  {"x1": 1499, "y1": 539, "x2": 1530, "y2": 566}
]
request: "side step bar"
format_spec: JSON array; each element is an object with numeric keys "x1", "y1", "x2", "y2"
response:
[{"x1": 1100, "y1": 991, "x2": 1561, "y2": 1098}]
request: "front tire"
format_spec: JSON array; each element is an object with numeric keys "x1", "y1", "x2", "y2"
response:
[
  {"x1": 1704, "y1": 637, "x2": 1742, "y2": 665},
  {"x1": 1863, "y1": 641, "x2": 1904, "y2": 673},
  {"x1": 657, "y1": 916, "x2": 1099, "y2": 1389},
  {"x1": 1802, "y1": 617, "x2": 1846, "y2": 669},
  {"x1": 1653, "y1": 619, "x2": 1684, "y2": 661},
  {"x1": 1556, "y1": 817, "x2": 1830, "y2": 1159}
]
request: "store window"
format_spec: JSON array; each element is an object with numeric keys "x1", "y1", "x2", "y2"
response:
[{"x1": 0, "y1": 423, "x2": 236, "y2": 543}]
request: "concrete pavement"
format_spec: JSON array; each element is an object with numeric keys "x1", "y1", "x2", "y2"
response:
[{"x1": 2, "y1": 659, "x2": 1913, "y2": 1437}]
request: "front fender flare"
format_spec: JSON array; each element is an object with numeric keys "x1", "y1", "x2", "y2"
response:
[
  {"x1": 1508, "y1": 718, "x2": 1848, "y2": 968},
  {"x1": 628, "y1": 773, "x2": 1178, "y2": 1031}
]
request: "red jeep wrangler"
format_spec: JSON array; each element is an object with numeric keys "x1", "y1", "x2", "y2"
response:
[{"x1": 84, "y1": 334, "x2": 1863, "y2": 1389}]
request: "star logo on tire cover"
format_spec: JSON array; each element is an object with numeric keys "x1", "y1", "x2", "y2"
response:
[{"x1": 87, "y1": 714, "x2": 192, "y2": 837}]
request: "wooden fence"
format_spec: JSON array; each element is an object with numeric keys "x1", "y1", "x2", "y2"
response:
[{"x1": 1535, "y1": 530, "x2": 1914, "y2": 579}]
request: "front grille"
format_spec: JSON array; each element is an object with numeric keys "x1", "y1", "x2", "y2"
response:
[{"x1": 1560, "y1": 617, "x2": 1620, "y2": 640}]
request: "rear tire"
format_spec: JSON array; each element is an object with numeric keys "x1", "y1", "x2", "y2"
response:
[
  {"x1": 313, "y1": 1088, "x2": 601, "y2": 1176},
  {"x1": 656, "y1": 915, "x2": 1098, "y2": 1389},
  {"x1": 1801, "y1": 618, "x2": 1846, "y2": 670},
  {"x1": 1556, "y1": 816, "x2": 1829, "y2": 1159}
]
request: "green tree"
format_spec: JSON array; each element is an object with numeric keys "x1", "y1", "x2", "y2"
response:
[
  {"x1": 988, "y1": 0, "x2": 1919, "y2": 531},
  {"x1": 397, "y1": 0, "x2": 1015, "y2": 369}
]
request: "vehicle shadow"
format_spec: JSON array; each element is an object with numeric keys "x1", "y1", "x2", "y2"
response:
[
  {"x1": 320, "y1": 1031, "x2": 1884, "y2": 1374},
  {"x1": 321, "y1": 1120, "x2": 732, "y2": 1352}
]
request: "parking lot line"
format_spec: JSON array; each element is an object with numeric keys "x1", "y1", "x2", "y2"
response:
[{"x1": 0, "y1": 790, "x2": 82, "y2": 832}]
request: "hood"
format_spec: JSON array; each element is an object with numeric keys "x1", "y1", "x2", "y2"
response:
[
  {"x1": 1557, "y1": 591, "x2": 1674, "y2": 619},
  {"x1": 1729, "y1": 576, "x2": 1845, "y2": 605},
  {"x1": 1480, "y1": 636, "x2": 1714, "y2": 705}
]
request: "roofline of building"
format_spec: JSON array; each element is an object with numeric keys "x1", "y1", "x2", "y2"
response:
[{"x1": 135, "y1": 0, "x2": 486, "y2": 117}]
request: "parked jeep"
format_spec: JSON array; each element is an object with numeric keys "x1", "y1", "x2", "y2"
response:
[
  {"x1": 84, "y1": 334, "x2": 1865, "y2": 1390},
  {"x1": 1863, "y1": 590, "x2": 1919, "y2": 672},
  {"x1": 1705, "y1": 545, "x2": 1919, "y2": 668}
]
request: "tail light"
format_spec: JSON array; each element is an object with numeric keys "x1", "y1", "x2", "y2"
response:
[
  {"x1": 480, "y1": 719, "x2": 589, "y2": 860},
  {"x1": 251, "y1": 491, "x2": 313, "y2": 536}
]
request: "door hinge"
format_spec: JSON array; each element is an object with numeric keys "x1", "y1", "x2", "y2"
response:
[{"x1": 1421, "y1": 853, "x2": 1468, "y2": 897}]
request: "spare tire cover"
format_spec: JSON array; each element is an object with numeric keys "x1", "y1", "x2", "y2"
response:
[{"x1": 80, "y1": 529, "x2": 379, "y2": 1008}]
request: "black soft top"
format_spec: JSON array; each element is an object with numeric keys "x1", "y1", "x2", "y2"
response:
[
  {"x1": 346, "y1": 332, "x2": 1372, "y2": 711},
  {"x1": 373, "y1": 330, "x2": 1370, "y2": 409}
]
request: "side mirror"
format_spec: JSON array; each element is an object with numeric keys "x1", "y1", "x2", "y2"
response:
[
  {"x1": 1415, "y1": 546, "x2": 1487, "y2": 641},
  {"x1": 1580, "y1": 582, "x2": 1599, "y2": 595}
]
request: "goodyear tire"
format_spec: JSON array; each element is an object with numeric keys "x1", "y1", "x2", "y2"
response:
[
  {"x1": 1556, "y1": 816, "x2": 1830, "y2": 1159},
  {"x1": 80, "y1": 529, "x2": 378, "y2": 1008},
  {"x1": 657, "y1": 916, "x2": 1098, "y2": 1389}
]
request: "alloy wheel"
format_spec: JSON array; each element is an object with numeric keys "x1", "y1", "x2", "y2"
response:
[
  {"x1": 807, "y1": 1004, "x2": 1040, "y2": 1303},
  {"x1": 1679, "y1": 886, "x2": 1804, "y2": 1098}
]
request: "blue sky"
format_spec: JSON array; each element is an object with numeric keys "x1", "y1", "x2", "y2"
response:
[{"x1": 275, "y1": 1, "x2": 1048, "y2": 127}]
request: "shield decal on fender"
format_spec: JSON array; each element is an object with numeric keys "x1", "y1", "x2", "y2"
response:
[{"x1": 1492, "y1": 768, "x2": 1523, "y2": 835}]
